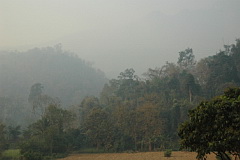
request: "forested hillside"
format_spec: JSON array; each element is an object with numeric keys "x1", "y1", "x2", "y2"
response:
[
  {"x1": 0, "y1": 45, "x2": 107, "y2": 126},
  {"x1": 0, "y1": 40, "x2": 240, "y2": 160},
  {"x1": 78, "y1": 39, "x2": 240, "y2": 151}
]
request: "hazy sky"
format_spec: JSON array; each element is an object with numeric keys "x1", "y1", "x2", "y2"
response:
[{"x1": 1, "y1": 0, "x2": 240, "y2": 78}]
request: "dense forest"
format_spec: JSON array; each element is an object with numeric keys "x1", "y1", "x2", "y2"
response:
[{"x1": 0, "y1": 39, "x2": 240, "y2": 159}]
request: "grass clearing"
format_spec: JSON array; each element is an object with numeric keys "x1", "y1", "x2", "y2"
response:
[{"x1": 2, "y1": 149, "x2": 21, "y2": 158}]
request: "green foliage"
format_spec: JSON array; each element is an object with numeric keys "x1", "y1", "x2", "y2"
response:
[
  {"x1": 20, "y1": 136, "x2": 48, "y2": 156},
  {"x1": 82, "y1": 107, "x2": 114, "y2": 150},
  {"x1": 65, "y1": 128, "x2": 86, "y2": 150},
  {"x1": 23, "y1": 151, "x2": 43, "y2": 160},
  {"x1": 20, "y1": 104, "x2": 75, "y2": 159},
  {"x1": 0, "y1": 122, "x2": 8, "y2": 155},
  {"x1": 28, "y1": 83, "x2": 44, "y2": 103},
  {"x1": 2, "y1": 149, "x2": 21, "y2": 159},
  {"x1": 79, "y1": 96, "x2": 101, "y2": 123},
  {"x1": 194, "y1": 41, "x2": 240, "y2": 98},
  {"x1": 178, "y1": 48, "x2": 196, "y2": 70},
  {"x1": 179, "y1": 71, "x2": 201, "y2": 102},
  {"x1": 164, "y1": 149, "x2": 172, "y2": 157},
  {"x1": 1, "y1": 39, "x2": 240, "y2": 155},
  {"x1": 0, "y1": 97, "x2": 28, "y2": 128},
  {"x1": 7, "y1": 125, "x2": 21, "y2": 148},
  {"x1": 80, "y1": 66, "x2": 200, "y2": 152},
  {"x1": 178, "y1": 88, "x2": 240, "y2": 160}
]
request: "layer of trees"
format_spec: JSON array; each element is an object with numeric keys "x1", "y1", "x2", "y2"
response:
[
  {"x1": 20, "y1": 104, "x2": 76, "y2": 159},
  {"x1": 0, "y1": 39, "x2": 239, "y2": 159},
  {"x1": 78, "y1": 39, "x2": 240, "y2": 152}
]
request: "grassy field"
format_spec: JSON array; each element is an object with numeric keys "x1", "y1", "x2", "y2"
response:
[
  {"x1": 2, "y1": 149, "x2": 21, "y2": 159},
  {"x1": 58, "y1": 151, "x2": 216, "y2": 160}
]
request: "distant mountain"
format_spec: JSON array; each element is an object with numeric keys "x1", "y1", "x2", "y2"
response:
[{"x1": 0, "y1": 45, "x2": 107, "y2": 106}]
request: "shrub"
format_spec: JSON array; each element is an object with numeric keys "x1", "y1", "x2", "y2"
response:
[
  {"x1": 164, "y1": 149, "x2": 172, "y2": 157},
  {"x1": 23, "y1": 151, "x2": 43, "y2": 160}
]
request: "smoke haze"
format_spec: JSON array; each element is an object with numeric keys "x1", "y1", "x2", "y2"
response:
[{"x1": 1, "y1": 0, "x2": 240, "y2": 78}]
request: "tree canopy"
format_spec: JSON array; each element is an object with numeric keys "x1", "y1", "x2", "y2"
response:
[{"x1": 178, "y1": 88, "x2": 240, "y2": 160}]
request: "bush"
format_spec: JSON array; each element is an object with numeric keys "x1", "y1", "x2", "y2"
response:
[
  {"x1": 23, "y1": 151, "x2": 43, "y2": 160},
  {"x1": 164, "y1": 149, "x2": 172, "y2": 157}
]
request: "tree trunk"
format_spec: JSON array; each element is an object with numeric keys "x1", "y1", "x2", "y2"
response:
[
  {"x1": 141, "y1": 140, "x2": 144, "y2": 151},
  {"x1": 218, "y1": 152, "x2": 231, "y2": 160},
  {"x1": 134, "y1": 136, "x2": 137, "y2": 151},
  {"x1": 97, "y1": 141, "x2": 100, "y2": 151},
  {"x1": 189, "y1": 88, "x2": 192, "y2": 103},
  {"x1": 50, "y1": 138, "x2": 53, "y2": 158},
  {"x1": 222, "y1": 152, "x2": 231, "y2": 160},
  {"x1": 148, "y1": 140, "x2": 152, "y2": 151}
]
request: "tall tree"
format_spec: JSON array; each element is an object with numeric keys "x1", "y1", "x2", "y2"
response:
[
  {"x1": 79, "y1": 96, "x2": 101, "y2": 123},
  {"x1": 28, "y1": 83, "x2": 60, "y2": 119},
  {"x1": 7, "y1": 125, "x2": 21, "y2": 145},
  {"x1": 28, "y1": 83, "x2": 43, "y2": 103},
  {"x1": 230, "y1": 39, "x2": 240, "y2": 80},
  {"x1": 136, "y1": 103, "x2": 163, "y2": 151},
  {"x1": 82, "y1": 107, "x2": 114, "y2": 150},
  {"x1": 206, "y1": 52, "x2": 239, "y2": 97},
  {"x1": 0, "y1": 122, "x2": 7, "y2": 155},
  {"x1": 178, "y1": 88, "x2": 240, "y2": 160},
  {"x1": 179, "y1": 71, "x2": 201, "y2": 102},
  {"x1": 177, "y1": 48, "x2": 196, "y2": 70},
  {"x1": 21, "y1": 104, "x2": 75, "y2": 158}
]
